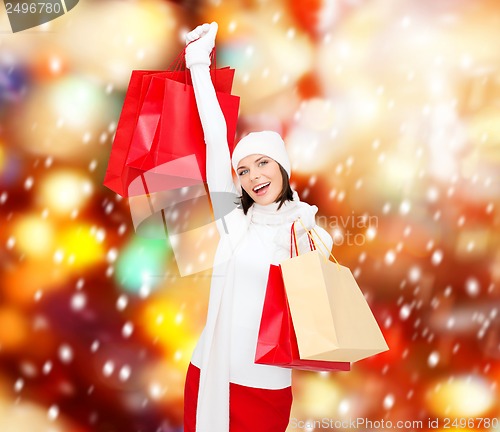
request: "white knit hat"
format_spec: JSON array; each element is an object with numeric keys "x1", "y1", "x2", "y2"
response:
[{"x1": 231, "y1": 131, "x2": 291, "y2": 178}]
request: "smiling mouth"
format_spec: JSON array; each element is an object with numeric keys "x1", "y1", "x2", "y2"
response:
[{"x1": 253, "y1": 182, "x2": 271, "y2": 195}]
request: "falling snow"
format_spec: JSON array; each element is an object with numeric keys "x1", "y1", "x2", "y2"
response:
[
  {"x1": 116, "y1": 295, "x2": 128, "y2": 311},
  {"x1": 428, "y1": 351, "x2": 440, "y2": 368},
  {"x1": 383, "y1": 394, "x2": 395, "y2": 410},
  {"x1": 400, "y1": 304, "x2": 412, "y2": 320},
  {"x1": 48, "y1": 405, "x2": 59, "y2": 421},
  {"x1": 103, "y1": 361, "x2": 115, "y2": 377},
  {"x1": 71, "y1": 293, "x2": 87, "y2": 311},
  {"x1": 14, "y1": 378, "x2": 24, "y2": 392},
  {"x1": 58, "y1": 345, "x2": 73, "y2": 364},
  {"x1": 122, "y1": 322, "x2": 134, "y2": 338},
  {"x1": 119, "y1": 365, "x2": 131, "y2": 382},
  {"x1": 465, "y1": 278, "x2": 480, "y2": 297},
  {"x1": 385, "y1": 250, "x2": 396, "y2": 265},
  {"x1": 431, "y1": 249, "x2": 443, "y2": 265}
]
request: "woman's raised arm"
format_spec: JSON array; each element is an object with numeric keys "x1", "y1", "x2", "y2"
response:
[{"x1": 185, "y1": 23, "x2": 237, "y2": 198}]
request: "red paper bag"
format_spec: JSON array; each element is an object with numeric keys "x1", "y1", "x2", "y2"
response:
[
  {"x1": 126, "y1": 67, "x2": 237, "y2": 172},
  {"x1": 255, "y1": 265, "x2": 351, "y2": 372},
  {"x1": 103, "y1": 70, "x2": 160, "y2": 197},
  {"x1": 152, "y1": 77, "x2": 239, "y2": 182},
  {"x1": 103, "y1": 58, "x2": 237, "y2": 197}
]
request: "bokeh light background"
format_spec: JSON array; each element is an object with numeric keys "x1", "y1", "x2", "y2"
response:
[{"x1": 1, "y1": 0, "x2": 500, "y2": 431}]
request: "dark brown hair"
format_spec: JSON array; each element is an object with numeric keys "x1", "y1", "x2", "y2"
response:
[{"x1": 238, "y1": 164, "x2": 294, "y2": 215}]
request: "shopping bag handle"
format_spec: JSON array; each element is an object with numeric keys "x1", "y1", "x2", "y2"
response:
[
  {"x1": 169, "y1": 46, "x2": 218, "y2": 85},
  {"x1": 294, "y1": 218, "x2": 341, "y2": 269},
  {"x1": 168, "y1": 44, "x2": 217, "y2": 69},
  {"x1": 290, "y1": 220, "x2": 314, "y2": 257}
]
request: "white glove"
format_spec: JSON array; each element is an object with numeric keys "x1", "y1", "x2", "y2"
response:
[
  {"x1": 272, "y1": 205, "x2": 318, "y2": 263},
  {"x1": 185, "y1": 22, "x2": 218, "y2": 69},
  {"x1": 295, "y1": 207, "x2": 317, "y2": 232}
]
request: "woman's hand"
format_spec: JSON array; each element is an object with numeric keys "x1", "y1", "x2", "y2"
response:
[
  {"x1": 272, "y1": 205, "x2": 319, "y2": 261},
  {"x1": 185, "y1": 22, "x2": 218, "y2": 69},
  {"x1": 296, "y1": 210, "x2": 317, "y2": 232}
]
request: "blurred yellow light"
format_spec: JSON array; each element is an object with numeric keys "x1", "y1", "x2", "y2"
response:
[
  {"x1": 54, "y1": 0, "x2": 183, "y2": 89},
  {"x1": 0, "y1": 308, "x2": 28, "y2": 351},
  {"x1": 1, "y1": 260, "x2": 69, "y2": 305},
  {"x1": 467, "y1": 107, "x2": 500, "y2": 157},
  {"x1": 40, "y1": 171, "x2": 93, "y2": 215},
  {"x1": 15, "y1": 77, "x2": 120, "y2": 161},
  {"x1": 433, "y1": 430, "x2": 476, "y2": 432},
  {"x1": 382, "y1": 155, "x2": 417, "y2": 187},
  {"x1": 13, "y1": 215, "x2": 54, "y2": 258},
  {"x1": 455, "y1": 229, "x2": 491, "y2": 258},
  {"x1": 295, "y1": 373, "x2": 344, "y2": 418},
  {"x1": 51, "y1": 79, "x2": 104, "y2": 129},
  {"x1": 0, "y1": 143, "x2": 5, "y2": 172},
  {"x1": 352, "y1": 94, "x2": 381, "y2": 123},
  {"x1": 0, "y1": 399, "x2": 76, "y2": 431},
  {"x1": 286, "y1": 98, "x2": 339, "y2": 173},
  {"x1": 140, "y1": 299, "x2": 197, "y2": 367},
  {"x1": 426, "y1": 375, "x2": 495, "y2": 418},
  {"x1": 141, "y1": 360, "x2": 186, "y2": 404},
  {"x1": 212, "y1": 9, "x2": 314, "y2": 113},
  {"x1": 56, "y1": 224, "x2": 105, "y2": 269}
]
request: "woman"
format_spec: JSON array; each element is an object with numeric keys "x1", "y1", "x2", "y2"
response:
[{"x1": 183, "y1": 22, "x2": 334, "y2": 432}]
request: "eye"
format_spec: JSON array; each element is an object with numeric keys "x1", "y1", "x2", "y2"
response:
[
  {"x1": 238, "y1": 169, "x2": 248, "y2": 176},
  {"x1": 258, "y1": 160, "x2": 269, "y2": 167}
]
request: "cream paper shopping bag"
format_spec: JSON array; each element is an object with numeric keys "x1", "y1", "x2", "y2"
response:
[{"x1": 280, "y1": 225, "x2": 389, "y2": 363}]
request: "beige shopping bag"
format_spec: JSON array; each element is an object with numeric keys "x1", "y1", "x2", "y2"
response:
[{"x1": 280, "y1": 221, "x2": 389, "y2": 363}]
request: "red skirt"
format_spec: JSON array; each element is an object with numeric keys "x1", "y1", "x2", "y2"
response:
[{"x1": 184, "y1": 362, "x2": 292, "y2": 432}]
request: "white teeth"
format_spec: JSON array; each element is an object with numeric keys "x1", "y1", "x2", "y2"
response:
[{"x1": 253, "y1": 182, "x2": 270, "y2": 192}]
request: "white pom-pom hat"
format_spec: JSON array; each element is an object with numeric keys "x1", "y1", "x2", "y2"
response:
[{"x1": 231, "y1": 131, "x2": 291, "y2": 178}]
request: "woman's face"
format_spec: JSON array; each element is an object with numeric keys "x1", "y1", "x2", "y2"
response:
[{"x1": 237, "y1": 154, "x2": 283, "y2": 206}]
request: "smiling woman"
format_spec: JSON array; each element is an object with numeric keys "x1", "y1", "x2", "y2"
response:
[
  {"x1": 238, "y1": 155, "x2": 277, "y2": 197},
  {"x1": 231, "y1": 131, "x2": 294, "y2": 212},
  {"x1": 183, "y1": 22, "x2": 334, "y2": 432},
  {"x1": 238, "y1": 154, "x2": 293, "y2": 210}
]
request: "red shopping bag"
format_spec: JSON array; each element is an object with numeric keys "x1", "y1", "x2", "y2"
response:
[
  {"x1": 151, "y1": 76, "x2": 239, "y2": 183},
  {"x1": 255, "y1": 264, "x2": 351, "y2": 372},
  {"x1": 103, "y1": 70, "x2": 160, "y2": 197},
  {"x1": 125, "y1": 67, "x2": 237, "y2": 173},
  {"x1": 103, "y1": 48, "x2": 239, "y2": 197}
]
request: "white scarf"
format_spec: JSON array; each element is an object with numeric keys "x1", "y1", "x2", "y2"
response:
[{"x1": 249, "y1": 190, "x2": 318, "y2": 225}]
